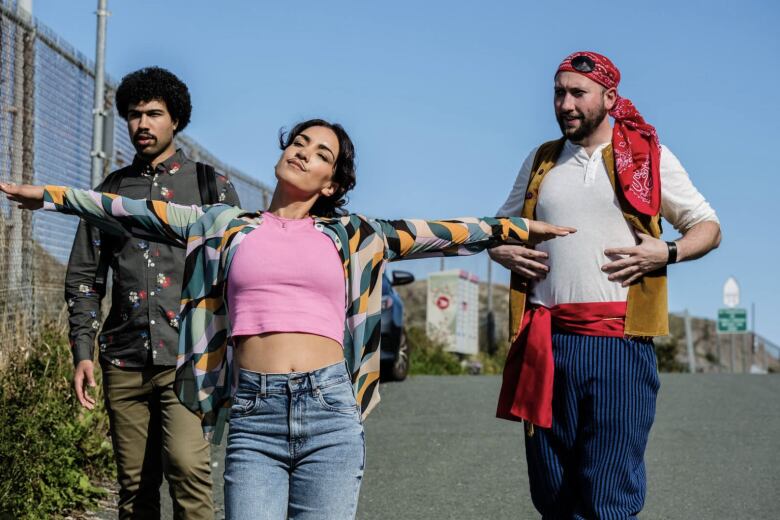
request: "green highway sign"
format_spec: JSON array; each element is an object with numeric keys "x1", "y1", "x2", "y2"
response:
[{"x1": 717, "y1": 308, "x2": 747, "y2": 333}]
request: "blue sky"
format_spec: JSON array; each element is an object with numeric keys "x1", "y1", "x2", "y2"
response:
[{"x1": 33, "y1": 1, "x2": 780, "y2": 342}]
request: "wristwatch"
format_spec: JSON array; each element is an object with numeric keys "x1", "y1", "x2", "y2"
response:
[{"x1": 666, "y1": 241, "x2": 678, "y2": 265}]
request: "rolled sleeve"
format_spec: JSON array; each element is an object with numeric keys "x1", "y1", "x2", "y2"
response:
[{"x1": 660, "y1": 145, "x2": 719, "y2": 233}]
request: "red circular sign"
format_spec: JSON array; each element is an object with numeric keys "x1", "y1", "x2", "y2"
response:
[{"x1": 436, "y1": 296, "x2": 450, "y2": 310}]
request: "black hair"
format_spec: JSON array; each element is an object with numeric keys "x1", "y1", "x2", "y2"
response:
[
  {"x1": 115, "y1": 67, "x2": 192, "y2": 134},
  {"x1": 278, "y1": 119, "x2": 357, "y2": 217}
]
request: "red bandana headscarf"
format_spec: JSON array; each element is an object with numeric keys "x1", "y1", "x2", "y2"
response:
[{"x1": 557, "y1": 51, "x2": 661, "y2": 216}]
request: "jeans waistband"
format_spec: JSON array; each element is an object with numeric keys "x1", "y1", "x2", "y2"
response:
[{"x1": 236, "y1": 360, "x2": 351, "y2": 395}]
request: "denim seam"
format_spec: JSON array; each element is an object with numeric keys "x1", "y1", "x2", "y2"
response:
[
  {"x1": 314, "y1": 390, "x2": 360, "y2": 415},
  {"x1": 312, "y1": 375, "x2": 350, "y2": 390}
]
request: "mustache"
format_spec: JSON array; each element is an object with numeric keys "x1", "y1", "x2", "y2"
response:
[
  {"x1": 133, "y1": 131, "x2": 156, "y2": 140},
  {"x1": 558, "y1": 111, "x2": 583, "y2": 119}
]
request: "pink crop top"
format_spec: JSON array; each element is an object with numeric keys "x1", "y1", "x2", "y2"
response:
[{"x1": 226, "y1": 212, "x2": 346, "y2": 346}]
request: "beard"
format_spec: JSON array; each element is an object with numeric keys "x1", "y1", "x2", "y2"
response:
[{"x1": 556, "y1": 103, "x2": 608, "y2": 142}]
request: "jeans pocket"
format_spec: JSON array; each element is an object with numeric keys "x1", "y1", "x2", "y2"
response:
[
  {"x1": 315, "y1": 381, "x2": 359, "y2": 415},
  {"x1": 230, "y1": 393, "x2": 258, "y2": 419}
]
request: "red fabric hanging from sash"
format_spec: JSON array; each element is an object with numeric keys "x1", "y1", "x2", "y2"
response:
[{"x1": 496, "y1": 302, "x2": 627, "y2": 428}]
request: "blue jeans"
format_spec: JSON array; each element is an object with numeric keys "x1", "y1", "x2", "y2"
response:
[{"x1": 224, "y1": 360, "x2": 365, "y2": 519}]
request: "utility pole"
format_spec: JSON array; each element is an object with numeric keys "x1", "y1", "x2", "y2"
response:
[
  {"x1": 486, "y1": 255, "x2": 493, "y2": 314},
  {"x1": 17, "y1": 1, "x2": 32, "y2": 19},
  {"x1": 90, "y1": 0, "x2": 110, "y2": 187},
  {"x1": 750, "y1": 301, "x2": 756, "y2": 371},
  {"x1": 683, "y1": 309, "x2": 696, "y2": 373},
  {"x1": 730, "y1": 333, "x2": 736, "y2": 373},
  {"x1": 486, "y1": 254, "x2": 496, "y2": 354}
]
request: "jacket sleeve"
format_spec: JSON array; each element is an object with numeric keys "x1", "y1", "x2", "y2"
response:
[
  {"x1": 43, "y1": 186, "x2": 204, "y2": 246},
  {"x1": 370, "y1": 216, "x2": 530, "y2": 261},
  {"x1": 64, "y1": 218, "x2": 106, "y2": 365}
]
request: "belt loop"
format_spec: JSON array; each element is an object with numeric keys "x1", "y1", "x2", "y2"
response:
[
  {"x1": 308, "y1": 370, "x2": 319, "y2": 392},
  {"x1": 260, "y1": 373, "x2": 267, "y2": 398}
]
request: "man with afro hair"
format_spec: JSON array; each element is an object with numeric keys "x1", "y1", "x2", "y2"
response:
[{"x1": 65, "y1": 66, "x2": 240, "y2": 519}]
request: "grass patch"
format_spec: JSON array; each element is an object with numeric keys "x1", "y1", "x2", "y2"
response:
[
  {"x1": 406, "y1": 326, "x2": 512, "y2": 376},
  {"x1": 475, "y1": 337, "x2": 511, "y2": 375},
  {"x1": 407, "y1": 327, "x2": 465, "y2": 375},
  {"x1": 0, "y1": 326, "x2": 113, "y2": 519}
]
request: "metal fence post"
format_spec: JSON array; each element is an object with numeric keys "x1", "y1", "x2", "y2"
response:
[
  {"x1": 729, "y1": 333, "x2": 736, "y2": 373},
  {"x1": 20, "y1": 5, "x2": 35, "y2": 334},
  {"x1": 89, "y1": 0, "x2": 109, "y2": 188},
  {"x1": 10, "y1": 1, "x2": 33, "y2": 348}
]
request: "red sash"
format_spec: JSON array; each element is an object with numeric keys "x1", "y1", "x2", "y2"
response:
[{"x1": 496, "y1": 302, "x2": 627, "y2": 428}]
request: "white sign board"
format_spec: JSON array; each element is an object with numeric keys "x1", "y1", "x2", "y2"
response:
[
  {"x1": 426, "y1": 269, "x2": 479, "y2": 355},
  {"x1": 723, "y1": 277, "x2": 740, "y2": 308}
]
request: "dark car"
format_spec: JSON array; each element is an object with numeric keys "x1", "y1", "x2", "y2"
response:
[{"x1": 380, "y1": 270, "x2": 415, "y2": 381}]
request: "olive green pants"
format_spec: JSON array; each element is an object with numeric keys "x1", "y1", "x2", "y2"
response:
[{"x1": 102, "y1": 363, "x2": 213, "y2": 520}]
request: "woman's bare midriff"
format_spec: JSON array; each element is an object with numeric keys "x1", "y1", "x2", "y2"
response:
[{"x1": 235, "y1": 332, "x2": 344, "y2": 373}]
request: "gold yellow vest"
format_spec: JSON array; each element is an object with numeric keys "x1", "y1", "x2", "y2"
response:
[{"x1": 508, "y1": 138, "x2": 669, "y2": 339}]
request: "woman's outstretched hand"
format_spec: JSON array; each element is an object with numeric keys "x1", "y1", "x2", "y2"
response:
[
  {"x1": 0, "y1": 183, "x2": 45, "y2": 210},
  {"x1": 527, "y1": 220, "x2": 576, "y2": 243}
]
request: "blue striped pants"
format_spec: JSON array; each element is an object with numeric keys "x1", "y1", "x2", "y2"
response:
[{"x1": 524, "y1": 332, "x2": 660, "y2": 520}]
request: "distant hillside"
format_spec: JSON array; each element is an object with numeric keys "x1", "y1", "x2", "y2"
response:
[
  {"x1": 662, "y1": 313, "x2": 779, "y2": 373},
  {"x1": 395, "y1": 280, "x2": 779, "y2": 373}
]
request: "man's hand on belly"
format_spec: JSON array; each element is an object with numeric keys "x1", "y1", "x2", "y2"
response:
[
  {"x1": 602, "y1": 233, "x2": 668, "y2": 287},
  {"x1": 488, "y1": 244, "x2": 550, "y2": 281}
]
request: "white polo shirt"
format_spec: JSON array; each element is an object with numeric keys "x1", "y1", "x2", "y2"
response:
[{"x1": 497, "y1": 140, "x2": 719, "y2": 307}]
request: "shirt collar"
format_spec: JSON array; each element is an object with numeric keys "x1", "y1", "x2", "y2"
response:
[
  {"x1": 132, "y1": 149, "x2": 188, "y2": 176},
  {"x1": 563, "y1": 139, "x2": 610, "y2": 159}
]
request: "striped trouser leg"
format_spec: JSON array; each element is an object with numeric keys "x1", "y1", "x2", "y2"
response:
[{"x1": 524, "y1": 333, "x2": 660, "y2": 520}]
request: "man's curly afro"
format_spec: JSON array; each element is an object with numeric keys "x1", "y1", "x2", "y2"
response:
[{"x1": 115, "y1": 67, "x2": 192, "y2": 134}]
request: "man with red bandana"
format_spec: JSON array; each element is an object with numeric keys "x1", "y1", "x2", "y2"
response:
[{"x1": 489, "y1": 52, "x2": 721, "y2": 518}]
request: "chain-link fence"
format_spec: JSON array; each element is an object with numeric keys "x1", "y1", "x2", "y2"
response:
[{"x1": 0, "y1": 1, "x2": 271, "y2": 365}]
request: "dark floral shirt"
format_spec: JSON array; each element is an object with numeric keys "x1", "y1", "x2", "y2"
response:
[{"x1": 65, "y1": 149, "x2": 240, "y2": 367}]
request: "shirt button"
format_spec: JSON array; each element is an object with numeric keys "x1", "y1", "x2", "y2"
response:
[{"x1": 150, "y1": 320, "x2": 156, "y2": 325}]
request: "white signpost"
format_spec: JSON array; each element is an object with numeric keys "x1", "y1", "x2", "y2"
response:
[
  {"x1": 722, "y1": 277, "x2": 740, "y2": 308},
  {"x1": 718, "y1": 277, "x2": 748, "y2": 372}
]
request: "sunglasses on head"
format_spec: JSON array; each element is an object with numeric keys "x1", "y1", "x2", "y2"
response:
[{"x1": 571, "y1": 55, "x2": 595, "y2": 73}]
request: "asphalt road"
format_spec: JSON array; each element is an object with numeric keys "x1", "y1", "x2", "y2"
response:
[{"x1": 96, "y1": 374, "x2": 779, "y2": 519}]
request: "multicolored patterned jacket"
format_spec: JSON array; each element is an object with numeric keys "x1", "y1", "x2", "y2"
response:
[{"x1": 44, "y1": 186, "x2": 530, "y2": 442}]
